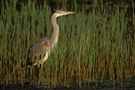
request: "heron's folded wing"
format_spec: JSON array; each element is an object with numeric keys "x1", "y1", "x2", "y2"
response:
[{"x1": 27, "y1": 38, "x2": 51, "y2": 65}]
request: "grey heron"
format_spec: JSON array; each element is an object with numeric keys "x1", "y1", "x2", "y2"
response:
[
  {"x1": 8, "y1": 10, "x2": 75, "y2": 81},
  {"x1": 26, "y1": 10, "x2": 75, "y2": 68}
]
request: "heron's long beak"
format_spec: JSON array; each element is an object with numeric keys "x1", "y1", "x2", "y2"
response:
[{"x1": 64, "y1": 11, "x2": 75, "y2": 15}]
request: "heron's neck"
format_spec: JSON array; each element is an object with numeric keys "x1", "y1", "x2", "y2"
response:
[{"x1": 50, "y1": 14, "x2": 59, "y2": 48}]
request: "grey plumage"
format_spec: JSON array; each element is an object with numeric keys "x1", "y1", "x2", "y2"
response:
[
  {"x1": 27, "y1": 38, "x2": 51, "y2": 66},
  {"x1": 26, "y1": 10, "x2": 74, "y2": 66}
]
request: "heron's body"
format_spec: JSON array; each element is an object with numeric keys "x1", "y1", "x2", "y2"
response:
[
  {"x1": 26, "y1": 10, "x2": 74, "y2": 66},
  {"x1": 27, "y1": 37, "x2": 51, "y2": 66}
]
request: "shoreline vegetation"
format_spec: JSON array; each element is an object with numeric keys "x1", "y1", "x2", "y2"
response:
[{"x1": 0, "y1": 0, "x2": 134, "y2": 88}]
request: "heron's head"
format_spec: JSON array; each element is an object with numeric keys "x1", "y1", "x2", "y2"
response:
[{"x1": 54, "y1": 10, "x2": 75, "y2": 17}]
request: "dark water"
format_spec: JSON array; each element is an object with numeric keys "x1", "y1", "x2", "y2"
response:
[{"x1": 0, "y1": 80, "x2": 135, "y2": 90}]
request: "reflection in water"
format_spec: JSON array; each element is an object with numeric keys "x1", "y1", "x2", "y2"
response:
[{"x1": 0, "y1": 80, "x2": 135, "y2": 90}]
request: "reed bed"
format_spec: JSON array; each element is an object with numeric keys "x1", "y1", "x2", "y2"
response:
[{"x1": 0, "y1": 0, "x2": 135, "y2": 88}]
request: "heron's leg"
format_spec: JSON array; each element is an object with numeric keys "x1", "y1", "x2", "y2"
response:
[
  {"x1": 38, "y1": 63, "x2": 45, "y2": 84},
  {"x1": 39, "y1": 63, "x2": 44, "y2": 77},
  {"x1": 41, "y1": 63, "x2": 44, "y2": 71}
]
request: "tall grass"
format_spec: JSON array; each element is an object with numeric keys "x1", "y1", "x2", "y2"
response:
[{"x1": 0, "y1": 0, "x2": 135, "y2": 88}]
